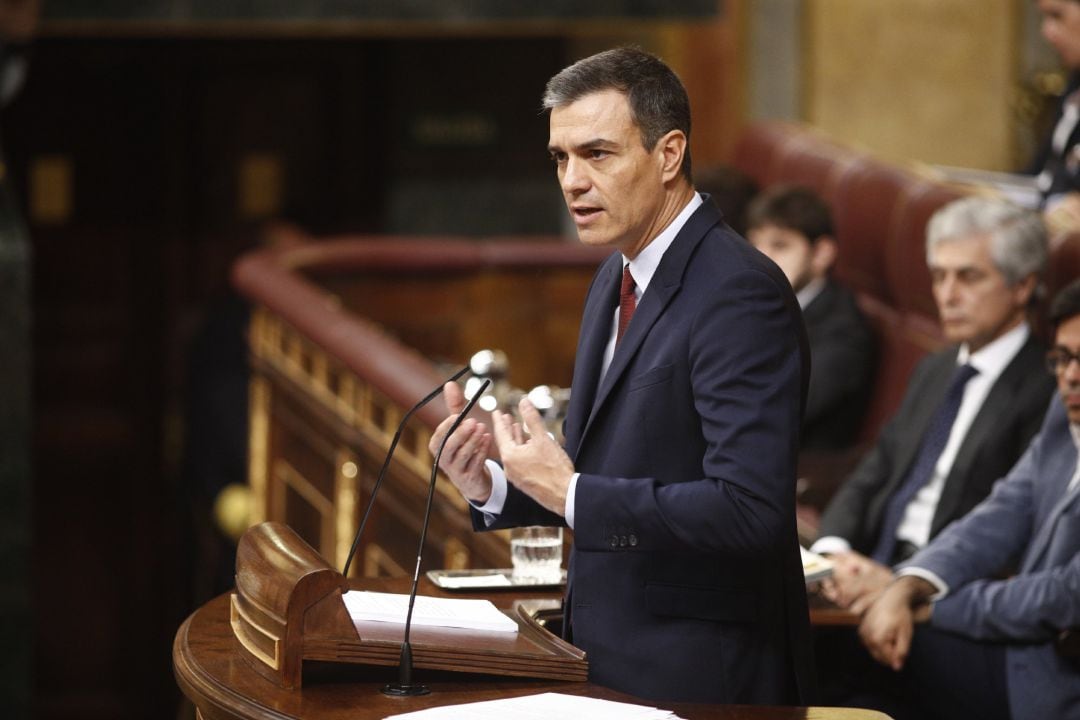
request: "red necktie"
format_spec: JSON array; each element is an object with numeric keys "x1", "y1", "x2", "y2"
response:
[{"x1": 617, "y1": 264, "x2": 636, "y2": 344}]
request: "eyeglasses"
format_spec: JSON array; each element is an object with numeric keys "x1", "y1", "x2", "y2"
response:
[{"x1": 1046, "y1": 348, "x2": 1080, "y2": 374}]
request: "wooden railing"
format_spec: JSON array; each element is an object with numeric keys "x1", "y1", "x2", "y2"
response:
[{"x1": 232, "y1": 226, "x2": 608, "y2": 577}]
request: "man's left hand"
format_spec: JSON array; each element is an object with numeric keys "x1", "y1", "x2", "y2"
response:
[{"x1": 491, "y1": 397, "x2": 574, "y2": 516}]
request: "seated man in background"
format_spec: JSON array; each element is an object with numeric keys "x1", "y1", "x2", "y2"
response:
[
  {"x1": 746, "y1": 185, "x2": 875, "y2": 451},
  {"x1": 859, "y1": 278, "x2": 1080, "y2": 720},
  {"x1": 812, "y1": 195, "x2": 1054, "y2": 610}
]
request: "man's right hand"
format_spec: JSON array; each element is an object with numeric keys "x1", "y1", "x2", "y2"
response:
[
  {"x1": 428, "y1": 381, "x2": 494, "y2": 504},
  {"x1": 858, "y1": 575, "x2": 935, "y2": 671},
  {"x1": 820, "y1": 550, "x2": 895, "y2": 611}
]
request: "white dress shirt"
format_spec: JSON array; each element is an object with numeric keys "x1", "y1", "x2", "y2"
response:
[
  {"x1": 811, "y1": 322, "x2": 1030, "y2": 556},
  {"x1": 474, "y1": 193, "x2": 705, "y2": 528},
  {"x1": 795, "y1": 277, "x2": 826, "y2": 310}
]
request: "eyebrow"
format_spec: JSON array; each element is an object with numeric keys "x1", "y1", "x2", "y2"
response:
[{"x1": 547, "y1": 138, "x2": 619, "y2": 154}]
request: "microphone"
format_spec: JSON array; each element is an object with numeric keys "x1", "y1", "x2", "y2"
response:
[
  {"x1": 383, "y1": 377, "x2": 492, "y2": 697},
  {"x1": 341, "y1": 364, "x2": 471, "y2": 578}
]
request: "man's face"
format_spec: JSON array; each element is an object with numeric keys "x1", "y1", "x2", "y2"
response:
[
  {"x1": 748, "y1": 224, "x2": 815, "y2": 292},
  {"x1": 928, "y1": 233, "x2": 1032, "y2": 353},
  {"x1": 548, "y1": 89, "x2": 669, "y2": 258},
  {"x1": 1053, "y1": 314, "x2": 1080, "y2": 424},
  {"x1": 1039, "y1": 0, "x2": 1080, "y2": 70}
]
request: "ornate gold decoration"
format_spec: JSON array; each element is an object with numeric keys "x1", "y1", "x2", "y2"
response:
[
  {"x1": 335, "y1": 453, "x2": 359, "y2": 573},
  {"x1": 247, "y1": 375, "x2": 270, "y2": 525}
]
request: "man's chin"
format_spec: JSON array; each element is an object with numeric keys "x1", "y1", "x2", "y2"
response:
[
  {"x1": 940, "y1": 323, "x2": 971, "y2": 345},
  {"x1": 576, "y1": 230, "x2": 615, "y2": 248}
]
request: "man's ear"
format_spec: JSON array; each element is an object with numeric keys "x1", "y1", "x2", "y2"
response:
[
  {"x1": 1013, "y1": 272, "x2": 1038, "y2": 308},
  {"x1": 810, "y1": 236, "x2": 838, "y2": 277},
  {"x1": 656, "y1": 129, "x2": 687, "y2": 183}
]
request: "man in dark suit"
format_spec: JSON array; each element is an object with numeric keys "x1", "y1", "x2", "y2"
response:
[
  {"x1": 746, "y1": 185, "x2": 875, "y2": 451},
  {"x1": 429, "y1": 47, "x2": 814, "y2": 705},
  {"x1": 812, "y1": 196, "x2": 1054, "y2": 612},
  {"x1": 858, "y1": 278, "x2": 1080, "y2": 720},
  {"x1": 1030, "y1": 0, "x2": 1080, "y2": 233}
]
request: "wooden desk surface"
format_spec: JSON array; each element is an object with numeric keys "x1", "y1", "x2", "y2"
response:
[
  {"x1": 808, "y1": 589, "x2": 860, "y2": 627},
  {"x1": 174, "y1": 579, "x2": 885, "y2": 720}
]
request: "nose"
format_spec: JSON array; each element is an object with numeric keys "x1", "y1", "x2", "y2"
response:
[
  {"x1": 935, "y1": 274, "x2": 959, "y2": 306},
  {"x1": 1065, "y1": 355, "x2": 1080, "y2": 382},
  {"x1": 560, "y1": 156, "x2": 590, "y2": 196}
]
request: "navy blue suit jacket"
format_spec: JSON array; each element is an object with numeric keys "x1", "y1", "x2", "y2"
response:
[{"x1": 478, "y1": 201, "x2": 815, "y2": 704}]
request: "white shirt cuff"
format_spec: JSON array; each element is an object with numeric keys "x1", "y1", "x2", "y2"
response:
[
  {"x1": 809, "y1": 535, "x2": 852, "y2": 556},
  {"x1": 470, "y1": 460, "x2": 508, "y2": 526},
  {"x1": 564, "y1": 473, "x2": 580, "y2": 530},
  {"x1": 896, "y1": 566, "x2": 950, "y2": 601}
]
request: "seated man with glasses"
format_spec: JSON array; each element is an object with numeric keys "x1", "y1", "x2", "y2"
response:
[{"x1": 858, "y1": 278, "x2": 1080, "y2": 720}]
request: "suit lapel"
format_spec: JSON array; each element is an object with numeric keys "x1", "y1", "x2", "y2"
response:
[
  {"x1": 1022, "y1": 430, "x2": 1079, "y2": 572},
  {"x1": 883, "y1": 352, "x2": 960, "y2": 500},
  {"x1": 931, "y1": 338, "x2": 1040, "y2": 534},
  {"x1": 574, "y1": 201, "x2": 721, "y2": 455},
  {"x1": 563, "y1": 254, "x2": 620, "y2": 460}
]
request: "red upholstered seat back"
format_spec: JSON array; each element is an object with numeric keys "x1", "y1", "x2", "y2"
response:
[{"x1": 731, "y1": 120, "x2": 1080, "y2": 527}]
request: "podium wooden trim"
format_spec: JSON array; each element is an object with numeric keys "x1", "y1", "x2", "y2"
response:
[
  {"x1": 230, "y1": 522, "x2": 587, "y2": 689},
  {"x1": 176, "y1": 592, "x2": 895, "y2": 720}
]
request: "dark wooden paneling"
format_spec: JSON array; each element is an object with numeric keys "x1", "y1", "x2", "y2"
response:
[
  {"x1": 0, "y1": 33, "x2": 571, "y2": 720},
  {"x1": 44, "y1": 0, "x2": 719, "y2": 22}
]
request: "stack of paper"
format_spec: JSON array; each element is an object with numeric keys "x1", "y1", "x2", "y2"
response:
[
  {"x1": 382, "y1": 691, "x2": 685, "y2": 719},
  {"x1": 800, "y1": 546, "x2": 835, "y2": 584},
  {"x1": 342, "y1": 590, "x2": 518, "y2": 633}
]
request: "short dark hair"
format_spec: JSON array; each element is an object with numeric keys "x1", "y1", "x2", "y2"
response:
[
  {"x1": 746, "y1": 185, "x2": 834, "y2": 243},
  {"x1": 1049, "y1": 279, "x2": 1080, "y2": 333},
  {"x1": 542, "y1": 46, "x2": 693, "y2": 181}
]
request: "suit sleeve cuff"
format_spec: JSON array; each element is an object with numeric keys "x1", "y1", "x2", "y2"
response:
[
  {"x1": 564, "y1": 473, "x2": 580, "y2": 530},
  {"x1": 810, "y1": 535, "x2": 851, "y2": 555},
  {"x1": 896, "y1": 566, "x2": 950, "y2": 601},
  {"x1": 470, "y1": 460, "x2": 508, "y2": 527}
]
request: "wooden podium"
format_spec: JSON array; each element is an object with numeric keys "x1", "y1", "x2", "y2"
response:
[
  {"x1": 175, "y1": 522, "x2": 893, "y2": 719},
  {"x1": 228, "y1": 522, "x2": 587, "y2": 690}
]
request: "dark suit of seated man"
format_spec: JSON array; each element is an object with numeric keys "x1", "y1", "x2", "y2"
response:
[
  {"x1": 859, "y1": 279, "x2": 1080, "y2": 720},
  {"x1": 811, "y1": 196, "x2": 1055, "y2": 612},
  {"x1": 746, "y1": 184, "x2": 876, "y2": 452}
]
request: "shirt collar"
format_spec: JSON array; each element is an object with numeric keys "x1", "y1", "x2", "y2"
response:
[
  {"x1": 796, "y1": 277, "x2": 827, "y2": 309},
  {"x1": 957, "y1": 322, "x2": 1030, "y2": 381},
  {"x1": 623, "y1": 192, "x2": 704, "y2": 296}
]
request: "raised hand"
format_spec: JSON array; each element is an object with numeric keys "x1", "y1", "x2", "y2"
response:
[
  {"x1": 428, "y1": 381, "x2": 494, "y2": 503},
  {"x1": 491, "y1": 396, "x2": 575, "y2": 516}
]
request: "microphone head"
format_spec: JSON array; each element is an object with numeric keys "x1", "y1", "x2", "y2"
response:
[{"x1": 469, "y1": 349, "x2": 508, "y2": 379}]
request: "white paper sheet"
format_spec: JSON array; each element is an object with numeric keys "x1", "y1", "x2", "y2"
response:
[
  {"x1": 382, "y1": 691, "x2": 685, "y2": 719},
  {"x1": 343, "y1": 590, "x2": 518, "y2": 633},
  {"x1": 800, "y1": 546, "x2": 835, "y2": 584},
  {"x1": 434, "y1": 573, "x2": 513, "y2": 589}
]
